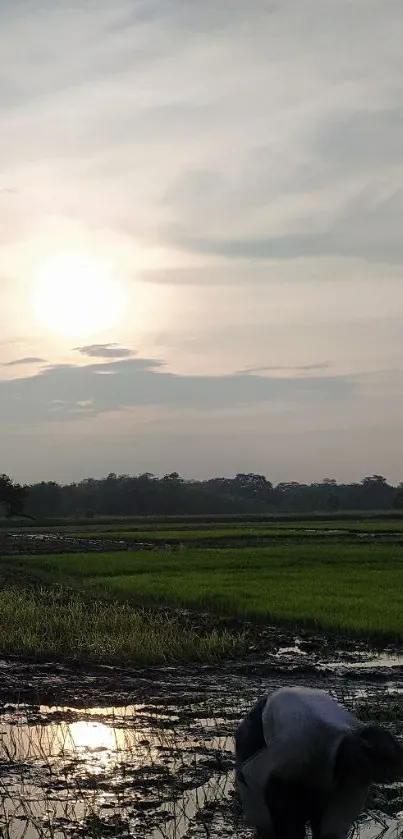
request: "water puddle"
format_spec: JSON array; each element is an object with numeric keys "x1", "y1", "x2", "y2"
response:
[
  {"x1": 323, "y1": 650, "x2": 403, "y2": 676},
  {"x1": 339, "y1": 653, "x2": 403, "y2": 670},
  {"x1": 275, "y1": 636, "x2": 308, "y2": 658},
  {"x1": 272, "y1": 637, "x2": 403, "y2": 679}
]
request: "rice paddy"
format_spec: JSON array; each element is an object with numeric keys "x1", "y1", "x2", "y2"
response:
[{"x1": 0, "y1": 517, "x2": 402, "y2": 662}]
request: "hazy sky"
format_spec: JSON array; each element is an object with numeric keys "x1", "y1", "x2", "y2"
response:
[{"x1": 1, "y1": 0, "x2": 403, "y2": 484}]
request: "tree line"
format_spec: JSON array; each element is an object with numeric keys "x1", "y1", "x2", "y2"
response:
[{"x1": 1, "y1": 471, "x2": 403, "y2": 520}]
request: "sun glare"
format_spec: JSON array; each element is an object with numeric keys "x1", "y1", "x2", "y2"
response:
[
  {"x1": 69, "y1": 720, "x2": 117, "y2": 752},
  {"x1": 67, "y1": 720, "x2": 118, "y2": 773},
  {"x1": 31, "y1": 252, "x2": 127, "y2": 338}
]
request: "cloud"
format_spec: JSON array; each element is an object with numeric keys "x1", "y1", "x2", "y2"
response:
[
  {"x1": 315, "y1": 109, "x2": 403, "y2": 170},
  {"x1": 74, "y1": 343, "x2": 135, "y2": 359},
  {"x1": 2, "y1": 0, "x2": 402, "y2": 258},
  {"x1": 0, "y1": 356, "x2": 355, "y2": 425},
  {"x1": 3, "y1": 356, "x2": 46, "y2": 367},
  {"x1": 165, "y1": 178, "x2": 403, "y2": 264},
  {"x1": 0, "y1": 0, "x2": 400, "y2": 277},
  {"x1": 238, "y1": 362, "x2": 332, "y2": 375},
  {"x1": 168, "y1": 189, "x2": 403, "y2": 265}
]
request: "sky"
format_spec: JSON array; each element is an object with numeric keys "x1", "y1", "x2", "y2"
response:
[{"x1": 1, "y1": 0, "x2": 403, "y2": 485}]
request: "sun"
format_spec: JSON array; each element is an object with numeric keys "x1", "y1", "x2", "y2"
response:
[{"x1": 31, "y1": 251, "x2": 127, "y2": 338}]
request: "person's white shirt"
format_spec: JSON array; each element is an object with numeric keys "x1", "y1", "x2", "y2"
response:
[{"x1": 237, "y1": 686, "x2": 369, "y2": 839}]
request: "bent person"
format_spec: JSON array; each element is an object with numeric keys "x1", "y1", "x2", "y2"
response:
[{"x1": 235, "y1": 686, "x2": 403, "y2": 839}]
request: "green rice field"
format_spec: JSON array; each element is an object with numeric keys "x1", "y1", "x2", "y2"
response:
[{"x1": 1, "y1": 534, "x2": 402, "y2": 646}]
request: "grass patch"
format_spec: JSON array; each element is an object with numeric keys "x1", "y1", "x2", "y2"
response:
[
  {"x1": 4, "y1": 542, "x2": 403, "y2": 640},
  {"x1": 0, "y1": 587, "x2": 245, "y2": 665}
]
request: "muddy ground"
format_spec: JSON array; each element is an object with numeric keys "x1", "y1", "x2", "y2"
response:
[
  {"x1": 0, "y1": 637, "x2": 402, "y2": 839},
  {"x1": 1, "y1": 528, "x2": 403, "y2": 557}
]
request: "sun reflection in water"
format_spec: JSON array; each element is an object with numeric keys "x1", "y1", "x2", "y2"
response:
[{"x1": 68, "y1": 720, "x2": 118, "y2": 773}]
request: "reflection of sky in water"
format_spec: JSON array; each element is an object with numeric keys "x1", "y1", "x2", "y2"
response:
[{"x1": 0, "y1": 701, "x2": 401, "y2": 839}]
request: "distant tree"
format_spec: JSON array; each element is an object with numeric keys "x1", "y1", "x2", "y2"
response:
[
  {"x1": 326, "y1": 492, "x2": 340, "y2": 513},
  {"x1": 26, "y1": 481, "x2": 62, "y2": 518},
  {"x1": 0, "y1": 474, "x2": 33, "y2": 519},
  {"x1": 360, "y1": 475, "x2": 393, "y2": 510},
  {"x1": 393, "y1": 484, "x2": 403, "y2": 510}
]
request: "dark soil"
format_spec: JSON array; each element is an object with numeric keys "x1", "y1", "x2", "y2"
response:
[{"x1": 2, "y1": 529, "x2": 403, "y2": 557}]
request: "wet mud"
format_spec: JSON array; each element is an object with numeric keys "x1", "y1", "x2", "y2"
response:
[{"x1": 0, "y1": 636, "x2": 402, "y2": 838}]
